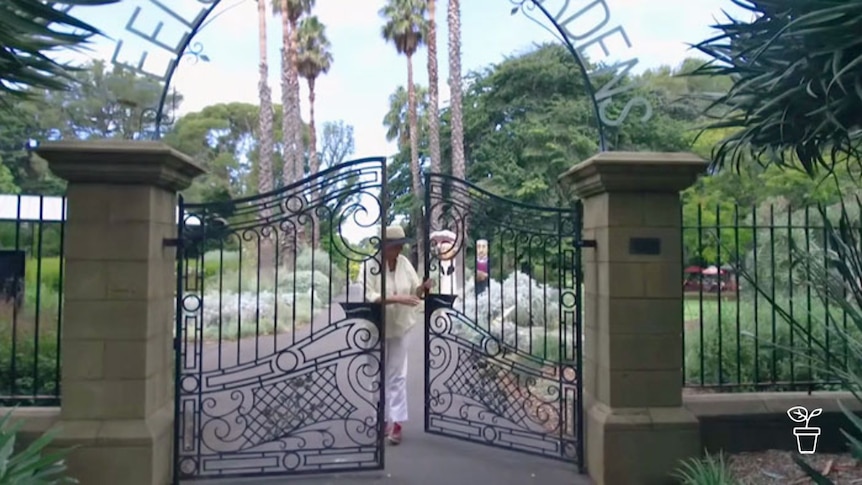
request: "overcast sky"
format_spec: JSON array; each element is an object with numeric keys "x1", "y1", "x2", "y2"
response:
[{"x1": 57, "y1": 0, "x2": 746, "y2": 240}]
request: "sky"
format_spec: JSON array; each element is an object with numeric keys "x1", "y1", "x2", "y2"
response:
[{"x1": 58, "y1": 0, "x2": 747, "y2": 240}]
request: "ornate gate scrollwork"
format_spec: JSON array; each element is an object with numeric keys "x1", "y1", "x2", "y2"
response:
[
  {"x1": 423, "y1": 173, "x2": 584, "y2": 465},
  {"x1": 174, "y1": 158, "x2": 388, "y2": 481}
]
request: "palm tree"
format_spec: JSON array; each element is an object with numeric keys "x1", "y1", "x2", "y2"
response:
[
  {"x1": 380, "y1": 0, "x2": 428, "y2": 262},
  {"x1": 425, "y1": 0, "x2": 443, "y2": 232},
  {"x1": 273, "y1": 0, "x2": 313, "y2": 259},
  {"x1": 256, "y1": 0, "x2": 276, "y2": 268},
  {"x1": 447, "y1": 0, "x2": 465, "y2": 182},
  {"x1": 297, "y1": 15, "x2": 333, "y2": 248},
  {"x1": 273, "y1": 0, "x2": 314, "y2": 188},
  {"x1": 447, "y1": 0, "x2": 466, "y2": 285},
  {"x1": 0, "y1": 0, "x2": 120, "y2": 105},
  {"x1": 383, "y1": 85, "x2": 430, "y2": 149},
  {"x1": 257, "y1": 0, "x2": 275, "y2": 198}
]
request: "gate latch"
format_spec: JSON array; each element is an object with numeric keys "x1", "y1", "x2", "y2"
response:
[
  {"x1": 575, "y1": 239, "x2": 596, "y2": 249},
  {"x1": 163, "y1": 238, "x2": 180, "y2": 247}
]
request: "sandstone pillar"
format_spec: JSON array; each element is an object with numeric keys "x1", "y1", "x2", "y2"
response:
[
  {"x1": 36, "y1": 141, "x2": 205, "y2": 485},
  {"x1": 560, "y1": 152, "x2": 707, "y2": 485}
]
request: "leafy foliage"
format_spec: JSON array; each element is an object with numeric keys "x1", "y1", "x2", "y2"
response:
[
  {"x1": 691, "y1": 0, "x2": 862, "y2": 173},
  {"x1": 735, "y1": 204, "x2": 862, "y2": 483},
  {"x1": 379, "y1": 0, "x2": 427, "y2": 57},
  {"x1": 0, "y1": 60, "x2": 170, "y2": 195},
  {"x1": 194, "y1": 248, "x2": 350, "y2": 340},
  {"x1": 0, "y1": 0, "x2": 120, "y2": 104},
  {"x1": 296, "y1": 16, "x2": 333, "y2": 83},
  {"x1": 455, "y1": 272, "x2": 568, "y2": 360},
  {"x1": 673, "y1": 452, "x2": 740, "y2": 485},
  {"x1": 385, "y1": 44, "x2": 730, "y2": 229},
  {"x1": 0, "y1": 409, "x2": 76, "y2": 484}
]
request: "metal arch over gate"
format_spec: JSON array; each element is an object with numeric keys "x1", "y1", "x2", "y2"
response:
[
  {"x1": 64, "y1": 0, "x2": 652, "y2": 148},
  {"x1": 422, "y1": 173, "x2": 585, "y2": 467},
  {"x1": 173, "y1": 158, "x2": 388, "y2": 482}
]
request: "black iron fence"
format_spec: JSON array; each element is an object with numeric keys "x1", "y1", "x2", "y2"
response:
[
  {"x1": 7, "y1": 193, "x2": 856, "y2": 401},
  {"x1": 682, "y1": 202, "x2": 858, "y2": 392},
  {"x1": 0, "y1": 194, "x2": 65, "y2": 406}
]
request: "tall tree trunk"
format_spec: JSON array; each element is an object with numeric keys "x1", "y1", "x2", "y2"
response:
[
  {"x1": 406, "y1": 53, "x2": 425, "y2": 267},
  {"x1": 279, "y1": 0, "x2": 296, "y2": 269},
  {"x1": 448, "y1": 0, "x2": 464, "y2": 182},
  {"x1": 288, "y1": 18, "x2": 305, "y2": 183},
  {"x1": 258, "y1": 0, "x2": 276, "y2": 271},
  {"x1": 426, "y1": 0, "x2": 443, "y2": 233},
  {"x1": 288, "y1": 18, "x2": 307, "y2": 248},
  {"x1": 280, "y1": 0, "x2": 293, "y2": 187},
  {"x1": 307, "y1": 77, "x2": 321, "y2": 249},
  {"x1": 448, "y1": 0, "x2": 466, "y2": 283}
]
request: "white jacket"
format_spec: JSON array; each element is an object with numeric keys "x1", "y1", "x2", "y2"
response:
[{"x1": 361, "y1": 254, "x2": 423, "y2": 339}]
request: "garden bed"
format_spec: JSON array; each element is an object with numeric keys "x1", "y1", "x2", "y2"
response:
[{"x1": 729, "y1": 450, "x2": 861, "y2": 484}]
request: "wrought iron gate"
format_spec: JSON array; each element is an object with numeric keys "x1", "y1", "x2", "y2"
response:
[
  {"x1": 422, "y1": 173, "x2": 584, "y2": 466},
  {"x1": 173, "y1": 158, "x2": 388, "y2": 482}
]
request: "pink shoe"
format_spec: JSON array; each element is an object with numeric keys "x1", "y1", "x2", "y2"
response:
[{"x1": 387, "y1": 423, "x2": 402, "y2": 445}]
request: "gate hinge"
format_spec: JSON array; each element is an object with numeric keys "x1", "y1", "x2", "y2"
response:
[
  {"x1": 575, "y1": 239, "x2": 597, "y2": 249},
  {"x1": 163, "y1": 238, "x2": 180, "y2": 247}
]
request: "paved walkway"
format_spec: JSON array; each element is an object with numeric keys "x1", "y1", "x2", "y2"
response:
[{"x1": 187, "y1": 285, "x2": 591, "y2": 485}]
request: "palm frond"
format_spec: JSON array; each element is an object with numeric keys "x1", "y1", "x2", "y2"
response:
[
  {"x1": 0, "y1": 0, "x2": 121, "y2": 105},
  {"x1": 689, "y1": 0, "x2": 862, "y2": 174},
  {"x1": 379, "y1": 0, "x2": 428, "y2": 57}
]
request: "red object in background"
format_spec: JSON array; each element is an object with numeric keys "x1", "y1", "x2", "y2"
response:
[{"x1": 683, "y1": 265, "x2": 739, "y2": 294}]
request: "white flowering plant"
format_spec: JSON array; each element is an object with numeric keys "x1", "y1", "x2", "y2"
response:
[
  {"x1": 454, "y1": 271, "x2": 575, "y2": 361},
  {"x1": 182, "y1": 247, "x2": 351, "y2": 341}
]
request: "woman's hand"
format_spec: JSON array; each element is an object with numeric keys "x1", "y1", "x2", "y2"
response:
[
  {"x1": 391, "y1": 294, "x2": 422, "y2": 306},
  {"x1": 422, "y1": 278, "x2": 434, "y2": 292}
]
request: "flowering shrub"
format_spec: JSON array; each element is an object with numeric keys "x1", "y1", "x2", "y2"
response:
[
  {"x1": 195, "y1": 288, "x2": 315, "y2": 341},
  {"x1": 295, "y1": 248, "x2": 349, "y2": 294},
  {"x1": 453, "y1": 271, "x2": 575, "y2": 359},
  {"x1": 188, "y1": 253, "x2": 351, "y2": 341},
  {"x1": 461, "y1": 271, "x2": 561, "y2": 328}
]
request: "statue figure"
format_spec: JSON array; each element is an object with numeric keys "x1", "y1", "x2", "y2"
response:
[
  {"x1": 429, "y1": 230, "x2": 459, "y2": 296},
  {"x1": 475, "y1": 239, "x2": 490, "y2": 295}
]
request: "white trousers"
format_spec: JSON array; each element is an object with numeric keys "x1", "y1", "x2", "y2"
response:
[{"x1": 385, "y1": 335, "x2": 409, "y2": 423}]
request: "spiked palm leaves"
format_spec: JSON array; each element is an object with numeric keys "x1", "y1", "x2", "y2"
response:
[
  {"x1": 0, "y1": 0, "x2": 119, "y2": 102},
  {"x1": 692, "y1": 0, "x2": 862, "y2": 174}
]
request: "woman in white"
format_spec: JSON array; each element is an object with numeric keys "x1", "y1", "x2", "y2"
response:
[{"x1": 362, "y1": 225, "x2": 432, "y2": 445}]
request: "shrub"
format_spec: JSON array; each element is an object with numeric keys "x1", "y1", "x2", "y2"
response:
[
  {"x1": 683, "y1": 295, "x2": 853, "y2": 390},
  {"x1": 183, "y1": 247, "x2": 369, "y2": 341},
  {"x1": 24, "y1": 257, "x2": 62, "y2": 297},
  {"x1": 743, "y1": 206, "x2": 862, "y2": 483},
  {"x1": 673, "y1": 452, "x2": 740, "y2": 485},
  {"x1": 189, "y1": 268, "x2": 342, "y2": 341},
  {"x1": 0, "y1": 270, "x2": 61, "y2": 405},
  {"x1": 197, "y1": 248, "x2": 349, "y2": 296},
  {"x1": 461, "y1": 271, "x2": 561, "y2": 328},
  {"x1": 294, "y1": 248, "x2": 348, "y2": 294},
  {"x1": 0, "y1": 409, "x2": 76, "y2": 484},
  {"x1": 195, "y1": 289, "x2": 315, "y2": 341},
  {"x1": 0, "y1": 324, "x2": 59, "y2": 405},
  {"x1": 453, "y1": 272, "x2": 573, "y2": 361},
  {"x1": 200, "y1": 250, "x2": 240, "y2": 281}
]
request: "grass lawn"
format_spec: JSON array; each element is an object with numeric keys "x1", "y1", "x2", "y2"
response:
[{"x1": 684, "y1": 296, "x2": 733, "y2": 327}]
